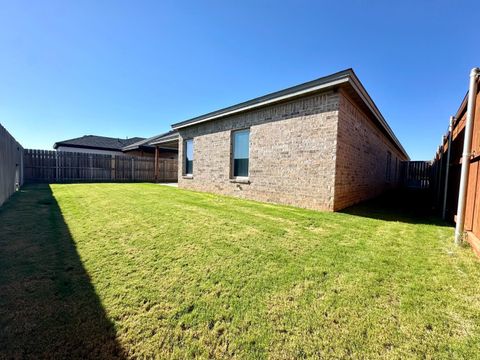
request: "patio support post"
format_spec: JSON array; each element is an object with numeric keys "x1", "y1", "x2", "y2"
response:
[{"x1": 455, "y1": 67, "x2": 480, "y2": 244}]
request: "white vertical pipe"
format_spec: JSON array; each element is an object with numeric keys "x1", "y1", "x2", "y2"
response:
[
  {"x1": 442, "y1": 116, "x2": 454, "y2": 220},
  {"x1": 455, "y1": 68, "x2": 480, "y2": 244}
]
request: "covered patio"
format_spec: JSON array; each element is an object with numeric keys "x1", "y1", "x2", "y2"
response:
[{"x1": 150, "y1": 130, "x2": 179, "y2": 182}]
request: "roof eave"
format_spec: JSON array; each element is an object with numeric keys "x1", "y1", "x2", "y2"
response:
[
  {"x1": 171, "y1": 72, "x2": 351, "y2": 130},
  {"x1": 169, "y1": 70, "x2": 408, "y2": 159},
  {"x1": 347, "y1": 73, "x2": 409, "y2": 160},
  {"x1": 150, "y1": 134, "x2": 180, "y2": 146}
]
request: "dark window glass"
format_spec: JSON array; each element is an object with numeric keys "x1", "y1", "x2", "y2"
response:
[
  {"x1": 185, "y1": 139, "x2": 193, "y2": 175},
  {"x1": 233, "y1": 129, "x2": 249, "y2": 177}
]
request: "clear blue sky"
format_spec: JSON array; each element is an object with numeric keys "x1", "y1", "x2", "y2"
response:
[{"x1": 1, "y1": 0, "x2": 479, "y2": 159}]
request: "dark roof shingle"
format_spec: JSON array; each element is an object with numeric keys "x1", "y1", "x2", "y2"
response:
[{"x1": 54, "y1": 135, "x2": 145, "y2": 151}]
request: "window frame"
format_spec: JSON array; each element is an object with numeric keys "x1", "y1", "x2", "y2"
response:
[
  {"x1": 231, "y1": 128, "x2": 250, "y2": 179},
  {"x1": 183, "y1": 138, "x2": 194, "y2": 176}
]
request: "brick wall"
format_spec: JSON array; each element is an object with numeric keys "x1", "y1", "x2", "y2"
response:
[
  {"x1": 178, "y1": 91, "x2": 340, "y2": 211},
  {"x1": 176, "y1": 89, "x2": 406, "y2": 211},
  {"x1": 333, "y1": 91, "x2": 407, "y2": 210}
]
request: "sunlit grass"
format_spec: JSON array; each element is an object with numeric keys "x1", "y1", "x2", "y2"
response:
[{"x1": 1, "y1": 183, "x2": 479, "y2": 359}]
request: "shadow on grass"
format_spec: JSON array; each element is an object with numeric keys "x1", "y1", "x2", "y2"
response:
[
  {"x1": 0, "y1": 184, "x2": 126, "y2": 359},
  {"x1": 341, "y1": 188, "x2": 450, "y2": 226}
]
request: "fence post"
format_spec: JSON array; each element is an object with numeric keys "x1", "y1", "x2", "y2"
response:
[
  {"x1": 111, "y1": 155, "x2": 115, "y2": 181},
  {"x1": 162, "y1": 160, "x2": 166, "y2": 182},
  {"x1": 89, "y1": 155, "x2": 93, "y2": 181},
  {"x1": 154, "y1": 147, "x2": 159, "y2": 182},
  {"x1": 20, "y1": 148, "x2": 24, "y2": 186},
  {"x1": 55, "y1": 152, "x2": 59, "y2": 182},
  {"x1": 131, "y1": 157, "x2": 135, "y2": 181},
  {"x1": 442, "y1": 117, "x2": 454, "y2": 220}
]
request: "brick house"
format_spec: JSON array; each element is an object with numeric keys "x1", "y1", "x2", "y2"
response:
[{"x1": 158, "y1": 69, "x2": 409, "y2": 211}]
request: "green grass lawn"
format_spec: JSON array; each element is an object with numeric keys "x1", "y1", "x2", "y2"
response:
[{"x1": 0, "y1": 183, "x2": 479, "y2": 359}]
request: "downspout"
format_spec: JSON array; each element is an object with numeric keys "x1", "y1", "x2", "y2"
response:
[
  {"x1": 442, "y1": 116, "x2": 454, "y2": 220},
  {"x1": 455, "y1": 67, "x2": 480, "y2": 244}
]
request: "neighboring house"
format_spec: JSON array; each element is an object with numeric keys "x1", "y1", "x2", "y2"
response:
[
  {"x1": 54, "y1": 134, "x2": 179, "y2": 159},
  {"x1": 156, "y1": 68, "x2": 409, "y2": 211},
  {"x1": 54, "y1": 135, "x2": 145, "y2": 155}
]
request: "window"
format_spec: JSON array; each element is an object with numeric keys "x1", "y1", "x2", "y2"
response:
[
  {"x1": 386, "y1": 151, "x2": 392, "y2": 182},
  {"x1": 184, "y1": 139, "x2": 193, "y2": 175},
  {"x1": 232, "y1": 129, "x2": 250, "y2": 177}
]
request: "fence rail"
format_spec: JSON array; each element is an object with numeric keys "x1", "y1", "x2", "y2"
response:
[{"x1": 23, "y1": 149, "x2": 177, "y2": 183}]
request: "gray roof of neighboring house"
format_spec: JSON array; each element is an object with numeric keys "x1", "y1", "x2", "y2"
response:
[
  {"x1": 53, "y1": 135, "x2": 145, "y2": 151},
  {"x1": 169, "y1": 68, "x2": 409, "y2": 159}
]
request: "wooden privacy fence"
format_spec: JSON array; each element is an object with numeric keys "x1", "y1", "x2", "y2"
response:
[
  {"x1": 0, "y1": 123, "x2": 24, "y2": 206},
  {"x1": 23, "y1": 150, "x2": 178, "y2": 183},
  {"x1": 399, "y1": 161, "x2": 432, "y2": 189},
  {"x1": 431, "y1": 78, "x2": 480, "y2": 243}
]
